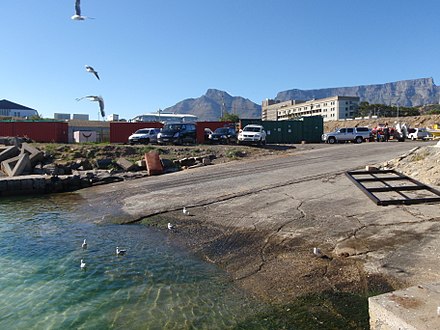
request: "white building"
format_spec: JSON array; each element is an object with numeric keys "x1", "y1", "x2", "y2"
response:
[
  {"x1": 0, "y1": 99, "x2": 39, "y2": 118},
  {"x1": 54, "y1": 113, "x2": 71, "y2": 120},
  {"x1": 262, "y1": 96, "x2": 360, "y2": 122},
  {"x1": 107, "y1": 114, "x2": 119, "y2": 121},
  {"x1": 72, "y1": 114, "x2": 89, "y2": 120},
  {"x1": 131, "y1": 112, "x2": 198, "y2": 123}
]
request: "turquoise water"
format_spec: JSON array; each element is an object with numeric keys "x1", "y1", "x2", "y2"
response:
[{"x1": 0, "y1": 196, "x2": 262, "y2": 329}]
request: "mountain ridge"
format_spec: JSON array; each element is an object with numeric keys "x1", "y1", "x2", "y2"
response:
[{"x1": 163, "y1": 78, "x2": 439, "y2": 121}]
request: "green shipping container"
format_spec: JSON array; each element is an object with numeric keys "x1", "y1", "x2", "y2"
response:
[{"x1": 239, "y1": 116, "x2": 323, "y2": 144}]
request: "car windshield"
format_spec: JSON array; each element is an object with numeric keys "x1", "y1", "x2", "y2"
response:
[
  {"x1": 135, "y1": 129, "x2": 150, "y2": 134},
  {"x1": 164, "y1": 124, "x2": 182, "y2": 131},
  {"x1": 214, "y1": 128, "x2": 229, "y2": 134},
  {"x1": 243, "y1": 126, "x2": 261, "y2": 132}
]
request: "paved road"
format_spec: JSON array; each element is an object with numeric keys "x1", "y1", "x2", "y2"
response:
[
  {"x1": 76, "y1": 141, "x2": 434, "y2": 222},
  {"x1": 73, "y1": 141, "x2": 440, "y2": 302}
]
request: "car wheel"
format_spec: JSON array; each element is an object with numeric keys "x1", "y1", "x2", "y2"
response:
[
  {"x1": 355, "y1": 136, "x2": 363, "y2": 144},
  {"x1": 328, "y1": 137, "x2": 336, "y2": 144},
  {"x1": 142, "y1": 138, "x2": 150, "y2": 145}
]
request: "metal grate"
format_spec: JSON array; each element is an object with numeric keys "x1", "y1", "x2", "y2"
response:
[{"x1": 345, "y1": 169, "x2": 440, "y2": 206}]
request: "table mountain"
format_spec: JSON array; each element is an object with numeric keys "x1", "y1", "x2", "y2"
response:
[
  {"x1": 163, "y1": 78, "x2": 439, "y2": 121},
  {"x1": 276, "y1": 77, "x2": 440, "y2": 107}
]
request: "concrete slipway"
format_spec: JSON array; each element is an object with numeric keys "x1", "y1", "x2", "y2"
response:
[{"x1": 69, "y1": 141, "x2": 440, "y2": 328}]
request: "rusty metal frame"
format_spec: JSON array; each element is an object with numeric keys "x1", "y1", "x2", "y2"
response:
[{"x1": 345, "y1": 169, "x2": 440, "y2": 206}]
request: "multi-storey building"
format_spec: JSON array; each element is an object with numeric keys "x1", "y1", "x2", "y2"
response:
[{"x1": 262, "y1": 96, "x2": 360, "y2": 122}]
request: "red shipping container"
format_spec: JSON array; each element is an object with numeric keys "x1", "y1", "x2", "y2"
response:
[{"x1": 0, "y1": 122, "x2": 68, "y2": 143}]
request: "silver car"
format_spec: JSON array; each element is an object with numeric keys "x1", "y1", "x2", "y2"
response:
[
  {"x1": 322, "y1": 127, "x2": 371, "y2": 144},
  {"x1": 128, "y1": 128, "x2": 161, "y2": 145}
]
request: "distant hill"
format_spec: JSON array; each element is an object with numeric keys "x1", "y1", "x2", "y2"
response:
[
  {"x1": 163, "y1": 78, "x2": 440, "y2": 121},
  {"x1": 276, "y1": 77, "x2": 440, "y2": 107},
  {"x1": 163, "y1": 89, "x2": 262, "y2": 121}
]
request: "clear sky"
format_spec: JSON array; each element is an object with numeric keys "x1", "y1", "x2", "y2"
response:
[{"x1": 1, "y1": 1, "x2": 439, "y2": 120}]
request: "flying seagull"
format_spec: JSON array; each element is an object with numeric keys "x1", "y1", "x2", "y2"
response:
[
  {"x1": 116, "y1": 247, "x2": 127, "y2": 256},
  {"x1": 76, "y1": 95, "x2": 105, "y2": 118},
  {"x1": 71, "y1": 0, "x2": 95, "y2": 20},
  {"x1": 82, "y1": 239, "x2": 87, "y2": 249},
  {"x1": 85, "y1": 65, "x2": 100, "y2": 80}
]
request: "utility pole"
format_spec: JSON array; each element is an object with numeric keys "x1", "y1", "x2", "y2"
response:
[{"x1": 221, "y1": 95, "x2": 225, "y2": 119}]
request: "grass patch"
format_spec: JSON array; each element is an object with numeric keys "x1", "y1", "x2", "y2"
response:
[{"x1": 226, "y1": 148, "x2": 247, "y2": 159}]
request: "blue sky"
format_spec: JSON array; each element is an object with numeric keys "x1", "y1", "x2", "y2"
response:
[{"x1": 1, "y1": 1, "x2": 439, "y2": 120}]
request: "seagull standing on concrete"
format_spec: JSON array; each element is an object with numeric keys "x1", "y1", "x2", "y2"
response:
[
  {"x1": 116, "y1": 247, "x2": 126, "y2": 256},
  {"x1": 76, "y1": 95, "x2": 105, "y2": 118},
  {"x1": 71, "y1": 0, "x2": 94, "y2": 20},
  {"x1": 85, "y1": 65, "x2": 100, "y2": 80},
  {"x1": 82, "y1": 239, "x2": 87, "y2": 249},
  {"x1": 183, "y1": 207, "x2": 190, "y2": 216},
  {"x1": 313, "y1": 247, "x2": 322, "y2": 257}
]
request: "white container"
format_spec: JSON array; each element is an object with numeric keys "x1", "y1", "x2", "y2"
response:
[{"x1": 74, "y1": 131, "x2": 97, "y2": 143}]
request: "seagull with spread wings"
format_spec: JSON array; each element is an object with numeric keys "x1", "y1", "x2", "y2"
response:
[{"x1": 76, "y1": 95, "x2": 105, "y2": 118}]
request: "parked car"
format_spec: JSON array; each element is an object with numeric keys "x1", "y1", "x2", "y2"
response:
[
  {"x1": 407, "y1": 128, "x2": 431, "y2": 140},
  {"x1": 128, "y1": 128, "x2": 161, "y2": 145},
  {"x1": 237, "y1": 124, "x2": 267, "y2": 145},
  {"x1": 157, "y1": 123, "x2": 197, "y2": 145},
  {"x1": 322, "y1": 127, "x2": 371, "y2": 144},
  {"x1": 208, "y1": 127, "x2": 237, "y2": 144}
]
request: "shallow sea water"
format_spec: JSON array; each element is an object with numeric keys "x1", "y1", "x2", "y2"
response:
[{"x1": 0, "y1": 196, "x2": 263, "y2": 329}]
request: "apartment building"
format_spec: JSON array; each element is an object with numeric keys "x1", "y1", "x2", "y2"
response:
[{"x1": 262, "y1": 96, "x2": 359, "y2": 122}]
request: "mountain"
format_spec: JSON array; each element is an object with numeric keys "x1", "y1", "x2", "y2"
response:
[
  {"x1": 275, "y1": 77, "x2": 440, "y2": 107},
  {"x1": 163, "y1": 78, "x2": 440, "y2": 121},
  {"x1": 163, "y1": 89, "x2": 262, "y2": 121}
]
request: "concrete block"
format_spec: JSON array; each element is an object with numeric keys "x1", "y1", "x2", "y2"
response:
[
  {"x1": 0, "y1": 146, "x2": 20, "y2": 162},
  {"x1": 1, "y1": 153, "x2": 31, "y2": 176},
  {"x1": 117, "y1": 157, "x2": 136, "y2": 171},
  {"x1": 144, "y1": 151, "x2": 164, "y2": 175},
  {"x1": 369, "y1": 282, "x2": 440, "y2": 330},
  {"x1": 20, "y1": 143, "x2": 44, "y2": 166}
]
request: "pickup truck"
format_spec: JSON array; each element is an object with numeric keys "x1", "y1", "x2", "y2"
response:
[{"x1": 322, "y1": 127, "x2": 371, "y2": 144}]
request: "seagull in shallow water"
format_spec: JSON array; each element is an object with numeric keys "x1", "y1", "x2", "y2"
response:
[
  {"x1": 85, "y1": 65, "x2": 100, "y2": 80},
  {"x1": 80, "y1": 259, "x2": 86, "y2": 270},
  {"x1": 71, "y1": 0, "x2": 95, "y2": 20},
  {"x1": 116, "y1": 247, "x2": 126, "y2": 256},
  {"x1": 183, "y1": 207, "x2": 190, "y2": 216},
  {"x1": 76, "y1": 95, "x2": 105, "y2": 118},
  {"x1": 82, "y1": 239, "x2": 87, "y2": 249},
  {"x1": 167, "y1": 222, "x2": 174, "y2": 230}
]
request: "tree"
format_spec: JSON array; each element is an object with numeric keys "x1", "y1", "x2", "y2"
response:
[{"x1": 220, "y1": 113, "x2": 239, "y2": 122}]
